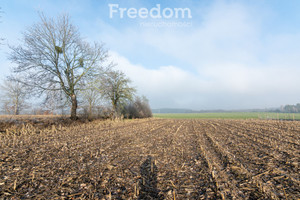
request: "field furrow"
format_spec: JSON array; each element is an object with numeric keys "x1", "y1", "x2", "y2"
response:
[
  {"x1": 206, "y1": 121, "x2": 300, "y2": 199},
  {"x1": 1, "y1": 118, "x2": 299, "y2": 199}
]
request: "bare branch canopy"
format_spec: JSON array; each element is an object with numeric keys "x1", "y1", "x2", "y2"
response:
[
  {"x1": 9, "y1": 14, "x2": 108, "y2": 119},
  {"x1": 98, "y1": 69, "x2": 136, "y2": 118}
]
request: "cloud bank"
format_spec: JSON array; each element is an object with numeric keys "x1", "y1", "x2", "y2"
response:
[
  {"x1": 103, "y1": 1, "x2": 300, "y2": 109},
  {"x1": 1, "y1": 0, "x2": 300, "y2": 110}
]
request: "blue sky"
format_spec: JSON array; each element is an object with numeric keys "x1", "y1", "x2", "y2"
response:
[{"x1": 1, "y1": 0, "x2": 300, "y2": 110}]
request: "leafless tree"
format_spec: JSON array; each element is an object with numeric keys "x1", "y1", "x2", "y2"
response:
[
  {"x1": 0, "y1": 79, "x2": 28, "y2": 115},
  {"x1": 98, "y1": 69, "x2": 136, "y2": 119},
  {"x1": 80, "y1": 82, "x2": 103, "y2": 119},
  {"x1": 9, "y1": 14, "x2": 108, "y2": 119}
]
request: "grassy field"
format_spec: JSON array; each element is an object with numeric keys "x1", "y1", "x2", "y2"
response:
[{"x1": 153, "y1": 112, "x2": 300, "y2": 120}]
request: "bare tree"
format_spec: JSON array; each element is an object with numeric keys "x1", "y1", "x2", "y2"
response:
[
  {"x1": 9, "y1": 14, "x2": 108, "y2": 119},
  {"x1": 98, "y1": 70, "x2": 136, "y2": 119},
  {"x1": 0, "y1": 79, "x2": 28, "y2": 115},
  {"x1": 80, "y1": 82, "x2": 103, "y2": 119}
]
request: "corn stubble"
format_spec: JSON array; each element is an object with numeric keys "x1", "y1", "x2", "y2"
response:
[{"x1": 0, "y1": 117, "x2": 299, "y2": 199}]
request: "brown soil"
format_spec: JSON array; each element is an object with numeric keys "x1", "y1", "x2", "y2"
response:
[{"x1": 0, "y1": 118, "x2": 299, "y2": 199}]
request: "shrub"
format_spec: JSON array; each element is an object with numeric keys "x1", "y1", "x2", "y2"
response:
[{"x1": 122, "y1": 96, "x2": 152, "y2": 119}]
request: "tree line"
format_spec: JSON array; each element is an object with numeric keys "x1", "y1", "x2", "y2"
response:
[
  {"x1": 275, "y1": 103, "x2": 300, "y2": 113},
  {"x1": 0, "y1": 13, "x2": 152, "y2": 119}
]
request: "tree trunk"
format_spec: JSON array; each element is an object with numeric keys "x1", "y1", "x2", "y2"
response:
[
  {"x1": 14, "y1": 106, "x2": 19, "y2": 115},
  {"x1": 88, "y1": 102, "x2": 92, "y2": 120},
  {"x1": 112, "y1": 102, "x2": 118, "y2": 120},
  {"x1": 88, "y1": 106, "x2": 93, "y2": 119},
  {"x1": 14, "y1": 97, "x2": 19, "y2": 115},
  {"x1": 70, "y1": 94, "x2": 77, "y2": 120}
]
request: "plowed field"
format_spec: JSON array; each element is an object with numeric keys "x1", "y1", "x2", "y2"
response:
[{"x1": 1, "y1": 119, "x2": 299, "y2": 199}]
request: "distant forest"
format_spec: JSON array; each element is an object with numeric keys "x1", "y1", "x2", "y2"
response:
[
  {"x1": 153, "y1": 103, "x2": 300, "y2": 114},
  {"x1": 275, "y1": 103, "x2": 300, "y2": 113}
]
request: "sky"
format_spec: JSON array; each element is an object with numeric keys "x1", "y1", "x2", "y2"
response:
[{"x1": 0, "y1": 0, "x2": 300, "y2": 110}]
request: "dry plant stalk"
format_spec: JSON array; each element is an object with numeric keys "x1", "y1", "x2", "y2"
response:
[{"x1": 0, "y1": 116, "x2": 299, "y2": 199}]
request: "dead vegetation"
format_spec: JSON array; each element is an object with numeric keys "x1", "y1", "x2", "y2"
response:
[{"x1": 0, "y1": 117, "x2": 299, "y2": 199}]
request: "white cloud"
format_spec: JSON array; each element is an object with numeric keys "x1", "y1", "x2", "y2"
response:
[
  {"x1": 102, "y1": 1, "x2": 300, "y2": 109},
  {"x1": 110, "y1": 51, "x2": 211, "y2": 108},
  {"x1": 1, "y1": 1, "x2": 300, "y2": 110},
  {"x1": 110, "y1": 50, "x2": 300, "y2": 110}
]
